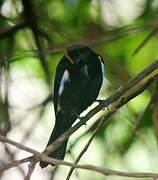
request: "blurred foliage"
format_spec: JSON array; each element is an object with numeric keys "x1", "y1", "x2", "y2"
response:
[{"x1": 0, "y1": 0, "x2": 158, "y2": 180}]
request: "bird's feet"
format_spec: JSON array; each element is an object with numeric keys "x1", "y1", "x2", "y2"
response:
[
  {"x1": 95, "y1": 99, "x2": 109, "y2": 111},
  {"x1": 78, "y1": 116, "x2": 87, "y2": 126}
]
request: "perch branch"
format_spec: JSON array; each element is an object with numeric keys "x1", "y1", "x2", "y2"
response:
[{"x1": 0, "y1": 135, "x2": 158, "y2": 179}]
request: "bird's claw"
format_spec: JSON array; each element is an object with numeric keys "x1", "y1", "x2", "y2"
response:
[
  {"x1": 95, "y1": 99, "x2": 109, "y2": 111},
  {"x1": 78, "y1": 116, "x2": 87, "y2": 126}
]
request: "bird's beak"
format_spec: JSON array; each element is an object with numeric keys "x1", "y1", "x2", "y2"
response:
[{"x1": 65, "y1": 52, "x2": 75, "y2": 64}]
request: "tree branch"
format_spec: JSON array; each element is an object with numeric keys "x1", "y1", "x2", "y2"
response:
[
  {"x1": 1, "y1": 135, "x2": 158, "y2": 179},
  {"x1": 21, "y1": 0, "x2": 50, "y2": 83}
]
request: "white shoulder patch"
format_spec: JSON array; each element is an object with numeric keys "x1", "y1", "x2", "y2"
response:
[
  {"x1": 59, "y1": 70, "x2": 70, "y2": 96},
  {"x1": 98, "y1": 56, "x2": 105, "y2": 77}
]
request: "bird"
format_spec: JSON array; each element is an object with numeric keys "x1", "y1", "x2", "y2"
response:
[{"x1": 40, "y1": 44, "x2": 106, "y2": 168}]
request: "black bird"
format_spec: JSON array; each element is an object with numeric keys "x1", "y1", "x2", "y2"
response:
[{"x1": 40, "y1": 45, "x2": 106, "y2": 168}]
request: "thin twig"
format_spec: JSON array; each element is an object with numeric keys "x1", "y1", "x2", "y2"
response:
[
  {"x1": 66, "y1": 118, "x2": 109, "y2": 180},
  {"x1": 0, "y1": 156, "x2": 32, "y2": 172},
  {"x1": 24, "y1": 158, "x2": 37, "y2": 180},
  {"x1": 1, "y1": 138, "x2": 158, "y2": 179},
  {"x1": 21, "y1": 0, "x2": 51, "y2": 84},
  {"x1": 133, "y1": 26, "x2": 158, "y2": 56},
  {"x1": 4, "y1": 144, "x2": 25, "y2": 176},
  {"x1": 49, "y1": 166, "x2": 58, "y2": 180}
]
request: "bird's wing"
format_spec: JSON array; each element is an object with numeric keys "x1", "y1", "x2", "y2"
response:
[{"x1": 53, "y1": 57, "x2": 70, "y2": 114}]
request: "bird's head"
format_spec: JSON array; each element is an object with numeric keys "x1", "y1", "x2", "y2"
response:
[{"x1": 65, "y1": 44, "x2": 98, "y2": 65}]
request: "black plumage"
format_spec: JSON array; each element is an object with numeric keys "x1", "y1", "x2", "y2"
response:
[{"x1": 40, "y1": 45, "x2": 105, "y2": 168}]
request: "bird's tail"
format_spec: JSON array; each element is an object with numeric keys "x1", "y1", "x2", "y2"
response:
[{"x1": 40, "y1": 111, "x2": 71, "y2": 168}]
